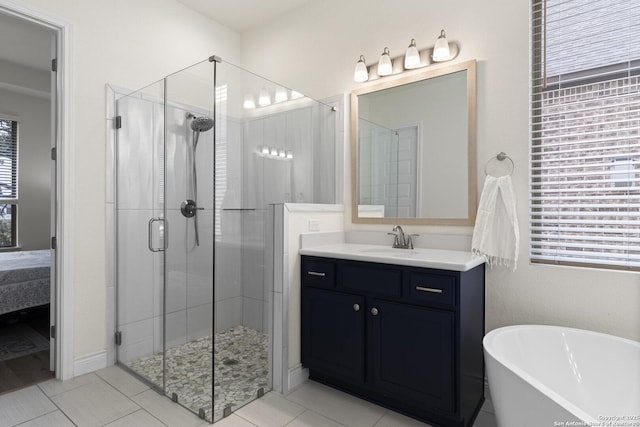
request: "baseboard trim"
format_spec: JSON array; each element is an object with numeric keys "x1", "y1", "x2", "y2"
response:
[
  {"x1": 287, "y1": 364, "x2": 309, "y2": 391},
  {"x1": 74, "y1": 350, "x2": 107, "y2": 376}
]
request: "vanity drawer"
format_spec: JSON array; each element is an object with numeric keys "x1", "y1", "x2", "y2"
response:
[
  {"x1": 341, "y1": 264, "x2": 402, "y2": 296},
  {"x1": 408, "y1": 272, "x2": 456, "y2": 306},
  {"x1": 302, "y1": 258, "x2": 336, "y2": 287}
]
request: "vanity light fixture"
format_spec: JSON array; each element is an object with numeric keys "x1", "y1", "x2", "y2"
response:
[
  {"x1": 377, "y1": 47, "x2": 392, "y2": 76},
  {"x1": 275, "y1": 86, "x2": 288, "y2": 103},
  {"x1": 243, "y1": 88, "x2": 306, "y2": 109},
  {"x1": 404, "y1": 39, "x2": 421, "y2": 69},
  {"x1": 432, "y1": 29, "x2": 451, "y2": 62},
  {"x1": 354, "y1": 55, "x2": 369, "y2": 82},
  {"x1": 258, "y1": 88, "x2": 271, "y2": 107},
  {"x1": 243, "y1": 93, "x2": 256, "y2": 109},
  {"x1": 290, "y1": 90, "x2": 304, "y2": 100},
  {"x1": 257, "y1": 145, "x2": 293, "y2": 160},
  {"x1": 352, "y1": 29, "x2": 458, "y2": 82}
]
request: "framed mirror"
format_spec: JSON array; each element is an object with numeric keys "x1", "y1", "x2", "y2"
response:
[{"x1": 351, "y1": 59, "x2": 476, "y2": 225}]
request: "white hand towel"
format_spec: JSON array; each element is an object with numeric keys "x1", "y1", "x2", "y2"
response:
[{"x1": 472, "y1": 175, "x2": 519, "y2": 271}]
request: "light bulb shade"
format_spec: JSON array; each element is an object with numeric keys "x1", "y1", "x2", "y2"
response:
[
  {"x1": 377, "y1": 47, "x2": 392, "y2": 76},
  {"x1": 354, "y1": 55, "x2": 369, "y2": 82},
  {"x1": 261, "y1": 146, "x2": 269, "y2": 154},
  {"x1": 258, "y1": 88, "x2": 271, "y2": 106},
  {"x1": 404, "y1": 39, "x2": 421, "y2": 69},
  {"x1": 243, "y1": 93, "x2": 256, "y2": 109},
  {"x1": 275, "y1": 86, "x2": 288, "y2": 103},
  {"x1": 270, "y1": 147, "x2": 278, "y2": 156},
  {"x1": 290, "y1": 90, "x2": 304, "y2": 100},
  {"x1": 432, "y1": 30, "x2": 451, "y2": 62}
]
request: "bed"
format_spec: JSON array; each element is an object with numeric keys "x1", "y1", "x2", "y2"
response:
[{"x1": 0, "y1": 250, "x2": 51, "y2": 316}]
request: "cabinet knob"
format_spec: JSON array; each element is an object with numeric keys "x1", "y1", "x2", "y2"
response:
[
  {"x1": 353, "y1": 304, "x2": 360, "y2": 312},
  {"x1": 371, "y1": 307, "x2": 379, "y2": 316}
]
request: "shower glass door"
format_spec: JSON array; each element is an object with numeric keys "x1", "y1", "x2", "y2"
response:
[
  {"x1": 115, "y1": 79, "x2": 166, "y2": 391},
  {"x1": 163, "y1": 59, "x2": 215, "y2": 419}
]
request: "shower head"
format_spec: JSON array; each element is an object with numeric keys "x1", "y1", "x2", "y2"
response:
[{"x1": 190, "y1": 116, "x2": 214, "y2": 132}]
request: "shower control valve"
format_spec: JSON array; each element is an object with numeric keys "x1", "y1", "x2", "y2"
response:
[{"x1": 180, "y1": 199, "x2": 203, "y2": 218}]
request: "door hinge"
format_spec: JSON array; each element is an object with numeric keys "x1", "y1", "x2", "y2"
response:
[
  {"x1": 51, "y1": 236, "x2": 57, "y2": 249},
  {"x1": 115, "y1": 116, "x2": 122, "y2": 129},
  {"x1": 51, "y1": 58, "x2": 57, "y2": 72},
  {"x1": 51, "y1": 147, "x2": 57, "y2": 161},
  {"x1": 50, "y1": 325, "x2": 56, "y2": 339},
  {"x1": 115, "y1": 331, "x2": 122, "y2": 346}
]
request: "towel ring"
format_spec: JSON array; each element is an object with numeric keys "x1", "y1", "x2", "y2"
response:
[{"x1": 484, "y1": 152, "x2": 514, "y2": 177}]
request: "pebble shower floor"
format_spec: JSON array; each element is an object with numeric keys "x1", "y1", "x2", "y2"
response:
[{"x1": 127, "y1": 325, "x2": 269, "y2": 421}]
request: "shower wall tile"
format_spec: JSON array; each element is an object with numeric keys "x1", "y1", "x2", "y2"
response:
[
  {"x1": 215, "y1": 240, "x2": 242, "y2": 302},
  {"x1": 196, "y1": 128, "x2": 214, "y2": 210},
  {"x1": 165, "y1": 309, "x2": 187, "y2": 350},
  {"x1": 242, "y1": 242, "x2": 265, "y2": 300},
  {"x1": 117, "y1": 209, "x2": 155, "y2": 325},
  {"x1": 273, "y1": 204, "x2": 284, "y2": 293},
  {"x1": 153, "y1": 103, "x2": 166, "y2": 211},
  {"x1": 116, "y1": 96, "x2": 154, "y2": 210},
  {"x1": 187, "y1": 210, "x2": 214, "y2": 307},
  {"x1": 118, "y1": 318, "x2": 154, "y2": 364},
  {"x1": 215, "y1": 296, "x2": 242, "y2": 333},
  {"x1": 153, "y1": 315, "x2": 163, "y2": 355},
  {"x1": 165, "y1": 209, "x2": 187, "y2": 314},
  {"x1": 288, "y1": 108, "x2": 313, "y2": 203},
  {"x1": 225, "y1": 118, "x2": 243, "y2": 210},
  {"x1": 164, "y1": 106, "x2": 188, "y2": 211},
  {"x1": 242, "y1": 297, "x2": 263, "y2": 332},
  {"x1": 187, "y1": 303, "x2": 212, "y2": 341},
  {"x1": 243, "y1": 119, "x2": 264, "y2": 208}
]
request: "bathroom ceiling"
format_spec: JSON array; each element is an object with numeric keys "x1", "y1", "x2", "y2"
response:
[
  {"x1": 176, "y1": 0, "x2": 312, "y2": 32},
  {"x1": 0, "y1": 0, "x2": 312, "y2": 72}
]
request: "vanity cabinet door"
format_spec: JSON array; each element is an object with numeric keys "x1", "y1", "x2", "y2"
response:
[
  {"x1": 302, "y1": 287, "x2": 366, "y2": 383},
  {"x1": 370, "y1": 299, "x2": 455, "y2": 413}
]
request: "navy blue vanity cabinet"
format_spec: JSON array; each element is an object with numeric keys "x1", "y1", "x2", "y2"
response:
[{"x1": 301, "y1": 255, "x2": 486, "y2": 427}]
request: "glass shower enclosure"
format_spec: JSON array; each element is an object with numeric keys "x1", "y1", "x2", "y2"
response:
[{"x1": 114, "y1": 56, "x2": 336, "y2": 423}]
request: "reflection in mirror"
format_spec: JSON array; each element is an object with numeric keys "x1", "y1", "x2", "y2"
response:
[{"x1": 351, "y1": 60, "x2": 476, "y2": 225}]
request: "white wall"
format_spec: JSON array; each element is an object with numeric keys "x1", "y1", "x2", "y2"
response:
[
  {"x1": 242, "y1": 0, "x2": 640, "y2": 345},
  {"x1": 10, "y1": 0, "x2": 241, "y2": 360},
  {"x1": 0, "y1": 60, "x2": 51, "y2": 250}
]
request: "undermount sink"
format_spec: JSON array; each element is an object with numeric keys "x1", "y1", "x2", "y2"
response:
[{"x1": 299, "y1": 243, "x2": 484, "y2": 272}]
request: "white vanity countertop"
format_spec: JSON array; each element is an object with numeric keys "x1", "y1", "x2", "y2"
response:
[{"x1": 299, "y1": 243, "x2": 485, "y2": 272}]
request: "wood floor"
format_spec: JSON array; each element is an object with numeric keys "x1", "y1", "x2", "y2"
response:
[{"x1": 0, "y1": 306, "x2": 54, "y2": 395}]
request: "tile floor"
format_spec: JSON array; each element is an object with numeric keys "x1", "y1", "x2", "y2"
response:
[{"x1": 0, "y1": 365, "x2": 498, "y2": 427}]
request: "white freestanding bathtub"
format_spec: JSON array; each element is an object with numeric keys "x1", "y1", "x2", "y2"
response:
[{"x1": 483, "y1": 325, "x2": 640, "y2": 427}]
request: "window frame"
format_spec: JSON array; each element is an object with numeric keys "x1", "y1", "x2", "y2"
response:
[
  {"x1": 0, "y1": 118, "x2": 18, "y2": 248},
  {"x1": 530, "y1": 0, "x2": 640, "y2": 270}
]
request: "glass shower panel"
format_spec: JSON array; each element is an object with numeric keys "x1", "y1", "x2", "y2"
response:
[
  {"x1": 114, "y1": 55, "x2": 338, "y2": 424},
  {"x1": 163, "y1": 59, "x2": 215, "y2": 420},
  {"x1": 212, "y1": 61, "x2": 273, "y2": 422},
  {"x1": 115, "y1": 79, "x2": 165, "y2": 390}
]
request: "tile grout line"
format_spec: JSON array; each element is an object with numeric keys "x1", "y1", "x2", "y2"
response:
[{"x1": 29, "y1": 385, "x2": 78, "y2": 427}]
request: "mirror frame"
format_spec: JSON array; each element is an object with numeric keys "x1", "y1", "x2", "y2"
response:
[{"x1": 350, "y1": 59, "x2": 477, "y2": 225}]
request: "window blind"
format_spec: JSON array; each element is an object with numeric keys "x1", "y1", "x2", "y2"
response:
[
  {"x1": 531, "y1": 0, "x2": 640, "y2": 269},
  {"x1": 0, "y1": 119, "x2": 18, "y2": 201}
]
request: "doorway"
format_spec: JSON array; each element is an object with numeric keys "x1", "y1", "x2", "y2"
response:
[{"x1": 0, "y1": 6, "x2": 62, "y2": 391}]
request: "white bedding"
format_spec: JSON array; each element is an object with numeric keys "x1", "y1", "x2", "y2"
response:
[{"x1": 0, "y1": 250, "x2": 51, "y2": 315}]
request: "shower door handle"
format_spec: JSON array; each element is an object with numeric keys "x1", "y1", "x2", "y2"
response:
[{"x1": 148, "y1": 217, "x2": 167, "y2": 252}]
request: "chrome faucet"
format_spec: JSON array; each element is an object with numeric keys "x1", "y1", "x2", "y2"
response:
[{"x1": 388, "y1": 225, "x2": 414, "y2": 249}]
